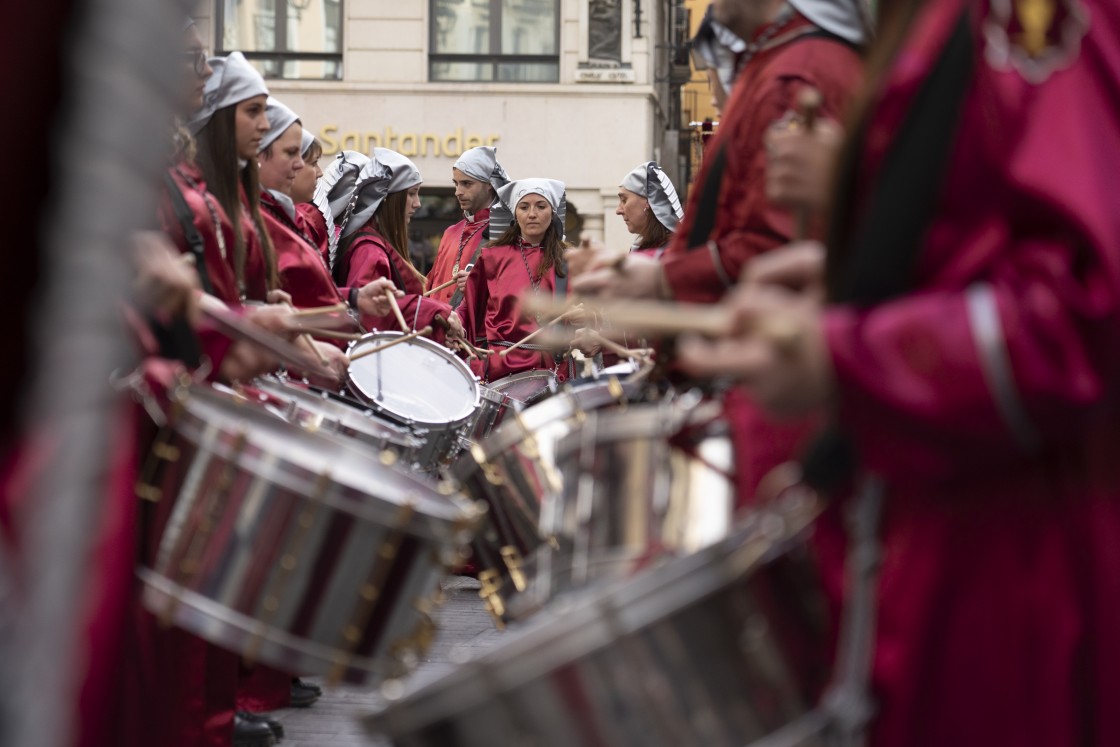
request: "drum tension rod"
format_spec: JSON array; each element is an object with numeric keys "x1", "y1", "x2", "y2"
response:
[
  {"x1": 135, "y1": 400, "x2": 185, "y2": 503},
  {"x1": 329, "y1": 501, "x2": 416, "y2": 685}
]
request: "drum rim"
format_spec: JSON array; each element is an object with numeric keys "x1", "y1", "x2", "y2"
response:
[
  {"x1": 467, "y1": 378, "x2": 641, "y2": 463},
  {"x1": 175, "y1": 385, "x2": 475, "y2": 535},
  {"x1": 253, "y1": 375, "x2": 423, "y2": 449},
  {"x1": 346, "y1": 331, "x2": 481, "y2": 428},
  {"x1": 364, "y1": 495, "x2": 821, "y2": 732},
  {"x1": 552, "y1": 399, "x2": 725, "y2": 460},
  {"x1": 487, "y1": 368, "x2": 558, "y2": 389},
  {"x1": 139, "y1": 568, "x2": 425, "y2": 681}
]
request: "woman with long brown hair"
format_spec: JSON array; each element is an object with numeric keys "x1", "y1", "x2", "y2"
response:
[
  {"x1": 327, "y1": 148, "x2": 462, "y2": 343},
  {"x1": 188, "y1": 51, "x2": 282, "y2": 303},
  {"x1": 459, "y1": 178, "x2": 571, "y2": 382}
]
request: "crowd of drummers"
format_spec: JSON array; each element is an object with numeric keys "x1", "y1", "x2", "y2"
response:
[{"x1": 3, "y1": 0, "x2": 1120, "y2": 745}]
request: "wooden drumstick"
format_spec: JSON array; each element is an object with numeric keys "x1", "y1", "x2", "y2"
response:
[
  {"x1": 284, "y1": 302, "x2": 330, "y2": 366},
  {"x1": 287, "y1": 302, "x2": 348, "y2": 317},
  {"x1": 348, "y1": 326, "x2": 432, "y2": 362},
  {"x1": 522, "y1": 296, "x2": 802, "y2": 353},
  {"x1": 449, "y1": 338, "x2": 478, "y2": 361},
  {"x1": 424, "y1": 277, "x2": 458, "y2": 297},
  {"x1": 385, "y1": 289, "x2": 410, "y2": 332},
  {"x1": 587, "y1": 330, "x2": 653, "y2": 360},
  {"x1": 795, "y1": 87, "x2": 823, "y2": 241},
  {"x1": 453, "y1": 336, "x2": 489, "y2": 358},
  {"x1": 299, "y1": 328, "x2": 364, "y2": 342},
  {"x1": 499, "y1": 303, "x2": 584, "y2": 357}
]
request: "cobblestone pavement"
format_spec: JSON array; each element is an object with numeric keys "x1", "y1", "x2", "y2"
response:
[{"x1": 269, "y1": 576, "x2": 506, "y2": 746}]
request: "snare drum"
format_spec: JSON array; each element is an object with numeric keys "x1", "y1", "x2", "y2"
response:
[
  {"x1": 365, "y1": 492, "x2": 831, "y2": 747},
  {"x1": 536, "y1": 395, "x2": 735, "y2": 598},
  {"x1": 347, "y1": 332, "x2": 481, "y2": 469},
  {"x1": 467, "y1": 385, "x2": 511, "y2": 444},
  {"x1": 252, "y1": 375, "x2": 422, "y2": 463},
  {"x1": 451, "y1": 375, "x2": 643, "y2": 622},
  {"x1": 136, "y1": 385, "x2": 482, "y2": 684},
  {"x1": 487, "y1": 369, "x2": 558, "y2": 410}
]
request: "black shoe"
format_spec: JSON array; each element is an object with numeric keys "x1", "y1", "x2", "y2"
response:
[
  {"x1": 237, "y1": 710, "x2": 284, "y2": 741},
  {"x1": 292, "y1": 677, "x2": 322, "y2": 697},
  {"x1": 290, "y1": 679, "x2": 320, "y2": 708},
  {"x1": 233, "y1": 711, "x2": 276, "y2": 747}
]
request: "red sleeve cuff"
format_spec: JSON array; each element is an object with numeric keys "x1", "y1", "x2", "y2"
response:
[{"x1": 661, "y1": 241, "x2": 735, "y2": 304}]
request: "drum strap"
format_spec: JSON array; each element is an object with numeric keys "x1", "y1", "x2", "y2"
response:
[
  {"x1": 163, "y1": 172, "x2": 214, "y2": 295},
  {"x1": 817, "y1": 476, "x2": 883, "y2": 747},
  {"x1": 487, "y1": 340, "x2": 555, "y2": 352},
  {"x1": 744, "y1": 477, "x2": 884, "y2": 747}
]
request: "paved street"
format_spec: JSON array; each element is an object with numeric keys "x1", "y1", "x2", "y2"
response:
[{"x1": 269, "y1": 576, "x2": 506, "y2": 746}]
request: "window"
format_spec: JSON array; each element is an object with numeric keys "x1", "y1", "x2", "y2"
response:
[
  {"x1": 430, "y1": 0, "x2": 560, "y2": 82},
  {"x1": 218, "y1": 0, "x2": 343, "y2": 80}
]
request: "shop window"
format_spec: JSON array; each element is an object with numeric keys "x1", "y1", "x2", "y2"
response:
[
  {"x1": 430, "y1": 0, "x2": 560, "y2": 82},
  {"x1": 217, "y1": 0, "x2": 343, "y2": 80}
]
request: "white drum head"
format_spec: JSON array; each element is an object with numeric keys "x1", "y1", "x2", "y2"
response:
[{"x1": 348, "y1": 333, "x2": 479, "y2": 426}]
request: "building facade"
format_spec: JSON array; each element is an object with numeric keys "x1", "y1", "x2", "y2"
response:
[{"x1": 194, "y1": 1, "x2": 690, "y2": 267}]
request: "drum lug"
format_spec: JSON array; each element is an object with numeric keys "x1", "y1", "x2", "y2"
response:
[
  {"x1": 500, "y1": 546, "x2": 528, "y2": 592},
  {"x1": 134, "y1": 400, "x2": 185, "y2": 503},
  {"x1": 607, "y1": 375, "x2": 628, "y2": 411},
  {"x1": 481, "y1": 461, "x2": 504, "y2": 486},
  {"x1": 329, "y1": 501, "x2": 416, "y2": 685},
  {"x1": 477, "y1": 569, "x2": 507, "y2": 629},
  {"x1": 389, "y1": 600, "x2": 438, "y2": 667}
]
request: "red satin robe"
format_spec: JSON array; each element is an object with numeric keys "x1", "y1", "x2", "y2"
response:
[
  {"x1": 662, "y1": 15, "x2": 864, "y2": 505},
  {"x1": 296, "y1": 202, "x2": 330, "y2": 263},
  {"x1": 459, "y1": 242, "x2": 568, "y2": 382},
  {"x1": 160, "y1": 160, "x2": 241, "y2": 306},
  {"x1": 822, "y1": 2, "x2": 1120, "y2": 745},
  {"x1": 262, "y1": 191, "x2": 343, "y2": 311},
  {"x1": 341, "y1": 225, "x2": 453, "y2": 344},
  {"x1": 239, "y1": 184, "x2": 270, "y2": 303},
  {"x1": 427, "y1": 208, "x2": 491, "y2": 305}
]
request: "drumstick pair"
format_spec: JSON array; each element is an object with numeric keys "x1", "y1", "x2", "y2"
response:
[
  {"x1": 499, "y1": 303, "x2": 585, "y2": 357},
  {"x1": 520, "y1": 295, "x2": 802, "y2": 353},
  {"x1": 347, "y1": 326, "x2": 433, "y2": 362}
]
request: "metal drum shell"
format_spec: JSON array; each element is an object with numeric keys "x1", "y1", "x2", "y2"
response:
[
  {"x1": 364, "y1": 495, "x2": 829, "y2": 747},
  {"x1": 449, "y1": 378, "x2": 642, "y2": 612},
  {"x1": 466, "y1": 385, "x2": 510, "y2": 444},
  {"x1": 515, "y1": 398, "x2": 734, "y2": 615},
  {"x1": 487, "y1": 369, "x2": 559, "y2": 409},
  {"x1": 138, "y1": 385, "x2": 480, "y2": 684},
  {"x1": 251, "y1": 376, "x2": 423, "y2": 458}
]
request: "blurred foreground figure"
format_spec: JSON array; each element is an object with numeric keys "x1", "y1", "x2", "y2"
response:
[{"x1": 680, "y1": 1, "x2": 1120, "y2": 745}]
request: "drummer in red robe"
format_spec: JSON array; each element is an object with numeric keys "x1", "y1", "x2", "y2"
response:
[
  {"x1": 573, "y1": 0, "x2": 867, "y2": 505},
  {"x1": 187, "y1": 52, "x2": 282, "y2": 306},
  {"x1": 327, "y1": 148, "x2": 463, "y2": 344},
  {"x1": 459, "y1": 178, "x2": 572, "y2": 382},
  {"x1": 426, "y1": 146, "x2": 511, "y2": 306},
  {"x1": 149, "y1": 45, "x2": 297, "y2": 747},
  {"x1": 257, "y1": 102, "x2": 403, "y2": 342},
  {"x1": 292, "y1": 130, "x2": 329, "y2": 257},
  {"x1": 678, "y1": 1, "x2": 1120, "y2": 744}
]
